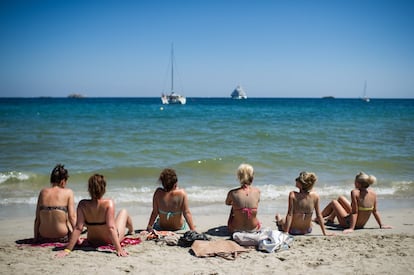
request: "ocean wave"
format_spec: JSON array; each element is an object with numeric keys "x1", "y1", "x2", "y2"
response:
[
  {"x1": 1, "y1": 169, "x2": 412, "y2": 207},
  {"x1": 0, "y1": 171, "x2": 30, "y2": 184}
]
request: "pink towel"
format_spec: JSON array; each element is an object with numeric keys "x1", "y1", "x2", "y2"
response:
[{"x1": 16, "y1": 236, "x2": 142, "y2": 252}]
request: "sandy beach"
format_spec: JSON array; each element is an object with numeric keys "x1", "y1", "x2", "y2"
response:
[{"x1": 1, "y1": 203, "x2": 413, "y2": 275}]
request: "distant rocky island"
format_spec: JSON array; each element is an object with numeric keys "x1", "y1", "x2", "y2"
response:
[{"x1": 67, "y1": 93, "x2": 85, "y2": 98}]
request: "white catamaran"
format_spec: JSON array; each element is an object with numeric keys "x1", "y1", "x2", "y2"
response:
[
  {"x1": 361, "y1": 80, "x2": 370, "y2": 102},
  {"x1": 161, "y1": 45, "x2": 186, "y2": 105}
]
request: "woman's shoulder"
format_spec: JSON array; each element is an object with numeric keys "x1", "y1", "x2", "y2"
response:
[
  {"x1": 62, "y1": 187, "x2": 74, "y2": 196},
  {"x1": 100, "y1": 198, "x2": 115, "y2": 206},
  {"x1": 172, "y1": 188, "x2": 187, "y2": 196},
  {"x1": 78, "y1": 199, "x2": 92, "y2": 206},
  {"x1": 229, "y1": 186, "x2": 242, "y2": 193},
  {"x1": 350, "y1": 188, "x2": 360, "y2": 196},
  {"x1": 289, "y1": 190, "x2": 297, "y2": 197},
  {"x1": 309, "y1": 190, "x2": 320, "y2": 196}
]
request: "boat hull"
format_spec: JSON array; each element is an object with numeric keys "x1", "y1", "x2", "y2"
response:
[
  {"x1": 231, "y1": 85, "x2": 247, "y2": 99},
  {"x1": 161, "y1": 93, "x2": 186, "y2": 104}
]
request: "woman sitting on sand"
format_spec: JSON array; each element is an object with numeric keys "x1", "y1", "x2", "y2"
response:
[
  {"x1": 34, "y1": 164, "x2": 76, "y2": 243},
  {"x1": 225, "y1": 163, "x2": 261, "y2": 234},
  {"x1": 146, "y1": 168, "x2": 196, "y2": 232},
  {"x1": 275, "y1": 171, "x2": 331, "y2": 236},
  {"x1": 57, "y1": 174, "x2": 134, "y2": 257},
  {"x1": 319, "y1": 172, "x2": 392, "y2": 233}
]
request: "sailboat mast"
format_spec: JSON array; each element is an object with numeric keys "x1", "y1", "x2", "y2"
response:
[{"x1": 171, "y1": 44, "x2": 174, "y2": 92}]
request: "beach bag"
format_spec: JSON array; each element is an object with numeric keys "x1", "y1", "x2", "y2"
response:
[
  {"x1": 178, "y1": 231, "x2": 211, "y2": 247},
  {"x1": 232, "y1": 231, "x2": 262, "y2": 246},
  {"x1": 257, "y1": 229, "x2": 293, "y2": 253},
  {"x1": 191, "y1": 239, "x2": 248, "y2": 260}
]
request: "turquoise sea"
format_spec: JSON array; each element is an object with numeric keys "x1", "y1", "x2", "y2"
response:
[{"x1": 1, "y1": 97, "x2": 413, "y2": 219}]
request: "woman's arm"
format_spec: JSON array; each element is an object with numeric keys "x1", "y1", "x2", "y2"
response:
[
  {"x1": 67, "y1": 189, "x2": 76, "y2": 228},
  {"x1": 146, "y1": 190, "x2": 160, "y2": 231},
  {"x1": 284, "y1": 192, "x2": 295, "y2": 233},
  {"x1": 182, "y1": 192, "x2": 196, "y2": 231},
  {"x1": 34, "y1": 192, "x2": 42, "y2": 241},
  {"x1": 372, "y1": 196, "x2": 392, "y2": 229},
  {"x1": 55, "y1": 201, "x2": 85, "y2": 258},
  {"x1": 314, "y1": 194, "x2": 332, "y2": 236},
  {"x1": 106, "y1": 200, "x2": 127, "y2": 257},
  {"x1": 225, "y1": 190, "x2": 233, "y2": 205}
]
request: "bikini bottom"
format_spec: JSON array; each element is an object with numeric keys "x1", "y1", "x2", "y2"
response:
[
  {"x1": 289, "y1": 227, "x2": 312, "y2": 235},
  {"x1": 153, "y1": 217, "x2": 188, "y2": 231},
  {"x1": 36, "y1": 234, "x2": 69, "y2": 243}
]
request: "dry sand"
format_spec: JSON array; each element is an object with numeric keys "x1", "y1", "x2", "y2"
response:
[{"x1": 1, "y1": 208, "x2": 413, "y2": 275}]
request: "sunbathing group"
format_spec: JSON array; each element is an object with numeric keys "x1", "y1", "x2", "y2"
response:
[{"x1": 34, "y1": 164, "x2": 391, "y2": 257}]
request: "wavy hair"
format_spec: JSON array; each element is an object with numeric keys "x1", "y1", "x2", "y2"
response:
[
  {"x1": 296, "y1": 171, "x2": 317, "y2": 192},
  {"x1": 159, "y1": 168, "x2": 178, "y2": 192},
  {"x1": 88, "y1": 174, "x2": 106, "y2": 199},
  {"x1": 355, "y1": 172, "x2": 376, "y2": 188},
  {"x1": 237, "y1": 163, "x2": 254, "y2": 186}
]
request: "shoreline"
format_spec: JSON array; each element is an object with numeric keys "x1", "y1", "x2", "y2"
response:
[
  {"x1": 1, "y1": 197, "x2": 412, "y2": 220},
  {"x1": 1, "y1": 202, "x2": 413, "y2": 274}
]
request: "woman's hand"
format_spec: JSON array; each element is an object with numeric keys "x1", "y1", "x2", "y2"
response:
[
  {"x1": 54, "y1": 249, "x2": 71, "y2": 258},
  {"x1": 343, "y1": 228, "x2": 354, "y2": 234},
  {"x1": 117, "y1": 249, "x2": 129, "y2": 257},
  {"x1": 380, "y1": 224, "x2": 392, "y2": 229}
]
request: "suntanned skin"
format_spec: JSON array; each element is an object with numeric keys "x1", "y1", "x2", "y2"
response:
[
  {"x1": 226, "y1": 184, "x2": 261, "y2": 234},
  {"x1": 34, "y1": 179, "x2": 76, "y2": 242},
  {"x1": 320, "y1": 181, "x2": 392, "y2": 233},
  {"x1": 147, "y1": 184, "x2": 195, "y2": 231},
  {"x1": 276, "y1": 180, "x2": 332, "y2": 236}
]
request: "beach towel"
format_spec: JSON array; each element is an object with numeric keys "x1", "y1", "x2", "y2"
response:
[
  {"x1": 15, "y1": 238, "x2": 67, "y2": 248},
  {"x1": 77, "y1": 237, "x2": 142, "y2": 252},
  {"x1": 145, "y1": 230, "x2": 180, "y2": 246},
  {"x1": 232, "y1": 231, "x2": 262, "y2": 246},
  {"x1": 191, "y1": 239, "x2": 248, "y2": 260},
  {"x1": 16, "y1": 236, "x2": 142, "y2": 252}
]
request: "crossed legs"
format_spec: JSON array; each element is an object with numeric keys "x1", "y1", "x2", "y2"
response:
[{"x1": 321, "y1": 196, "x2": 351, "y2": 227}]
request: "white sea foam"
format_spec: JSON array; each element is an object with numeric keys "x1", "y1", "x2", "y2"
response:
[{"x1": 0, "y1": 171, "x2": 30, "y2": 184}]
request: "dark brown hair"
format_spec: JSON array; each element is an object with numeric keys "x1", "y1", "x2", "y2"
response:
[
  {"x1": 50, "y1": 164, "x2": 69, "y2": 184},
  {"x1": 159, "y1": 168, "x2": 178, "y2": 192},
  {"x1": 88, "y1": 174, "x2": 106, "y2": 199}
]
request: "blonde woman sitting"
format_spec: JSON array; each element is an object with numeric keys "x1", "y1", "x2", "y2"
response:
[
  {"x1": 225, "y1": 163, "x2": 261, "y2": 234},
  {"x1": 320, "y1": 172, "x2": 392, "y2": 233},
  {"x1": 276, "y1": 171, "x2": 331, "y2": 236}
]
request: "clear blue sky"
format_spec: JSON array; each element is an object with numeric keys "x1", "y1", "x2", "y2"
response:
[{"x1": 1, "y1": 0, "x2": 413, "y2": 98}]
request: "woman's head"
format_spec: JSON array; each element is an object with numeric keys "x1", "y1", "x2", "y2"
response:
[
  {"x1": 355, "y1": 172, "x2": 376, "y2": 188},
  {"x1": 88, "y1": 174, "x2": 106, "y2": 199},
  {"x1": 296, "y1": 171, "x2": 317, "y2": 192},
  {"x1": 159, "y1": 168, "x2": 178, "y2": 192},
  {"x1": 237, "y1": 163, "x2": 254, "y2": 186},
  {"x1": 50, "y1": 164, "x2": 69, "y2": 186}
]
